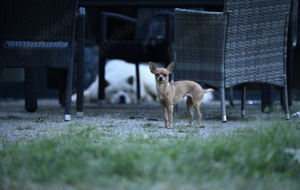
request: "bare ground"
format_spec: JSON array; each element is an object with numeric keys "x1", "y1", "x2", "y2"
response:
[{"x1": 0, "y1": 99, "x2": 299, "y2": 143}]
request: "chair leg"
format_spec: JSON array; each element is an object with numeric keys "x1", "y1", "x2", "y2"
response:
[
  {"x1": 98, "y1": 57, "x2": 106, "y2": 101},
  {"x1": 58, "y1": 69, "x2": 67, "y2": 107},
  {"x1": 241, "y1": 85, "x2": 246, "y2": 116},
  {"x1": 174, "y1": 104, "x2": 178, "y2": 117},
  {"x1": 220, "y1": 87, "x2": 227, "y2": 122},
  {"x1": 64, "y1": 67, "x2": 73, "y2": 121},
  {"x1": 135, "y1": 62, "x2": 141, "y2": 102},
  {"x1": 283, "y1": 84, "x2": 290, "y2": 120},
  {"x1": 229, "y1": 86, "x2": 234, "y2": 107},
  {"x1": 76, "y1": 61, "x2": 84, "y2": 117},
  {"x1": 261, "y1": 84, "x2": 274, "y2": 112},
  {"x1": 76, "y1": 55, "x2": 84, "y2": 118},
  {"x1": 25, "y1": 68, "x2": 38, "y2": 112},
  {"x1": 166, "y1": 60, "x2": 174, "y2": 83},
  {"x1": 76, "y1": 10, "x2": 85, "y2": 117}
]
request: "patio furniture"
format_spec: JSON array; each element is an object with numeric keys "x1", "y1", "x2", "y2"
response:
[
  {"x1": 0, "y1": 0, "x2": 85, "y2": 121},
  {"x1": 98, "y1": 9, "x2": 173, "y2": 101},
  {"x1": 174, "y1": 0, "x2": 292, "y2": 121},
  {"x1": 25, "y1": 7, "x2": 86, "y2": 119},
  {"x1": 262, "y1": 0, "x2": 298, "y2": 112}
]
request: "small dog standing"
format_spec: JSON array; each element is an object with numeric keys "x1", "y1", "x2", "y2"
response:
[{"x1": 149, "y1": 61, "x2": 214, "y2": 129}]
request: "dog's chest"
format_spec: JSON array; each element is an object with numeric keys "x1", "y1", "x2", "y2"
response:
[
  {"x1": 156, "y1": 84, "x2": 174, "y2": 104},
  {"x1": 158, "y1": 90, "x2": 169, "y2": 100}
]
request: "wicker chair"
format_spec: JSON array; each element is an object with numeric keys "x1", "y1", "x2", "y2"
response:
[
  {"x1": 0, "y1": 0, "x2": 85, "y2": 121},
  {"x1": 262, "y1": 0, "x2": 298, "y2": 111},
  {"x1": 174, "y1": 0, "x2": 292, "y2": 121}
]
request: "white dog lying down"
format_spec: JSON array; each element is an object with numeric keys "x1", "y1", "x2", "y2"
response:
[
  {"x1": 72, "y1": 59, "x2": 157, "y2": 104},
  {"x1": 72, "y1": 59, "x2": 213, "y2": 104}
]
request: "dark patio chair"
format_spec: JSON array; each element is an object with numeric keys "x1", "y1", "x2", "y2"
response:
[
  {"x1": 0, "y1": 0, "x2": 85, "y2": 121},
  {"x1": 174, "y1": 0, "x2": 292, "y2": 121},
  {"x1": 98, "y1": 8, "x2": 174, "y2": 102},
  {"x1": 262, "y1": 0, "x2": 298, "y2": 111}
]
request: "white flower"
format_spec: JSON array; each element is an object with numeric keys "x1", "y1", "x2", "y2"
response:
[
  {"x1": 292, "y1": 111, "x2": 300, "y2": 117},
  {"x1": 284, "y1": 148, "x2": 300, "y2": 164},
  {"x1": 143, "y1": 134, "x2": 149, "y2": 139}
]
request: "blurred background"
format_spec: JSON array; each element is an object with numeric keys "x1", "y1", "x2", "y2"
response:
[{"x1": 1, "y1": 4, "x2": 300, "y2": 103}]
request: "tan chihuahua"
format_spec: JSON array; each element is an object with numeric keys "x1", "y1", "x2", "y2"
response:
[{"x1": 149, "y1": 61, "x2": 214, "y2": 129}]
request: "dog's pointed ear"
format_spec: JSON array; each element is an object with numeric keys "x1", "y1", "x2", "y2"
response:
[
  {"x1": 105, "y1": 80, "x2": 110, "y2": 88},
  {"x1": 166, "y1": 61, "x2": 175, "y2": 74},
  {"x1": 149, "y1": 62, "x2": 157, "y2": 74},
  {"x1": 127, "y1": 76, "x2": 134, "y2": 85}
]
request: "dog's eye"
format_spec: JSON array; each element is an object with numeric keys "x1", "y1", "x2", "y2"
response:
[
  {"x1": 163, "y1": 74, "x2": 167, "y2": 77},
  {"x1": 155, "y1": 74, "x2": 160, "y2": 77}
]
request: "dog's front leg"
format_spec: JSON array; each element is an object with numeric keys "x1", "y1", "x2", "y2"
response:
[
  {"x1": 160, "y1": 104, "x2": 168, "y2": 128},
  {"x1": 168, "y1": 105, "x2": 174, "y2": 129}
]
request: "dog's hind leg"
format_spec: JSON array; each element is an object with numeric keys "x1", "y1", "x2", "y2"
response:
[
  {"x1": 186, "y1": 96, "x2": 194, "y2": 126},
  {"x1": 193, "y1": 101, "x2": 202, "y2": 126}
]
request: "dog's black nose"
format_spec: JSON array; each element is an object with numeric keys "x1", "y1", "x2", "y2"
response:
[
  {"x1": 159, "y1": 77, "x2": 163, "y2": 81},
  {"x1": 120, "y1": 95, "x2": 125, "y2": 103}
]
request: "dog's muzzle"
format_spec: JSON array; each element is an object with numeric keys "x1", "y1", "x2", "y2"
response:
[
  {"x1": 158, "y1": 76, "x2": 163, "y2": 82},
  {"x1": 119, "y1": 95, "x2": 126, "y2": 104}
]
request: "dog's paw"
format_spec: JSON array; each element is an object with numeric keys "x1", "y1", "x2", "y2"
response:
[{"x1": 167, "y1": 125, "x2": 173, "y2": 129}]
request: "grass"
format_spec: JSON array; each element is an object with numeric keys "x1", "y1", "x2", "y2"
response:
[
  {"x1": 176, "y1": 110, "x2": 190, "y2": 119},
  {"x1": 175, "y1": 125, "x2": 203, "y2": 134},
  {"x1": 0, "y1": 118, "x2": 300, "y2": 190},
  {"x1": 6, "y1": 115, "x2": 22, "y2": 120},
  {"x1": 16, "y1": 125, "x2": 33, "y2": 130},
  {"x1": 141, "y1": 122, "x2": 156, "y2": 128},
  {"x1": 141, "y1": 122, "x2": 159, "y2": 132},
  {"x1": 35, "y1": 117, "x2": 46, "y2": 122}
]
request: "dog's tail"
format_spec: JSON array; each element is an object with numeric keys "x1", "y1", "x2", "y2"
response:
[{"x1": 204, "y1": 88, "x2": 214, "y2": 93}]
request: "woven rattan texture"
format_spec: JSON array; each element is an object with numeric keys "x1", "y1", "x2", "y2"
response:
[
  {"x1": 1, "y1": 48, "x2": 74, "y2": 68},
  {"x1": 0, "y1": 0, "x2": 78, "y2": 42},
  {"x1": 223, "y1": 0, "x2": 291, "y2": 88},
  {"x1": 0, "y1": 0, "x2": 78, "y2": 69},
  {"x1": 174, "y1": 10, "x2": 227, "y2": 89}
]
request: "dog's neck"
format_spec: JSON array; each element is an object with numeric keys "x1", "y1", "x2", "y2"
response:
[{"x1": 156, "y1": 81, "x2": 171, "y2": 96}]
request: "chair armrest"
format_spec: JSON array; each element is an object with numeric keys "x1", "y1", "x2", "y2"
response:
[
  {"x1": 175, "y1": 8, "x2": 224, "y2": 16},
  {"x1": 291, "y1": 0, "x2": 298, "y2": 47},
  {"x1": 100, "y1": 12, "x2": 136, "y2": 23},
  {"x1": 99, "y1": 12, "x2": 137, "y2": 41}
]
